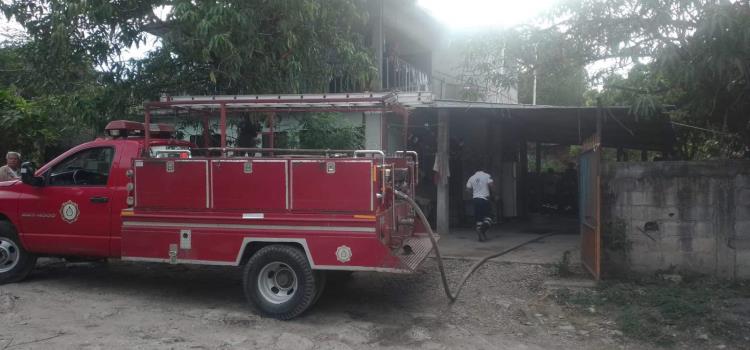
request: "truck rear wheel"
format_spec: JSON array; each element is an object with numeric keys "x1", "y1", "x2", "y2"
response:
[
  {"x1": 312, "y1": 270, "x2": 327, "y2": 305},
  {"x1": 243, "y1": 245, "x2": 317, "y2": 320},
  {"x1": 0, "y1": 221, "x2": 36, "y2": 285}
]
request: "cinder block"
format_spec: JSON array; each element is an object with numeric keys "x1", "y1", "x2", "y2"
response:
[
  {"x1": 628, "y1": 206, "x2": 665, "y2": 220},
  {"x1": 627, "y1": 206, "x2": 685, "y2": 221},
  {"x1": 732, "y1": 234, "x2": 750, "y2": 249},
  {"x1": 735, "y1": 221, "x2": 750, "y2": 237},
  {"x1": 735, "y1": 250, "x2": 750, "y2": 279},
  {"x1": 609, "y1": 205, "x2": 630, "y2": 219},
  {"x1": 688, "y1": 237, "x2": 717, "y2": 255},
  {"x1": 630, "y1": 191, "x2": 655, "y2": 206},
  {"x1": 664, "y1": 191, "x2": 680, "y2": 206},
  {"x1": 629, "y1": 251, "x2": 663, "y2": 271},
  {"x1": 679, "y1": 205, "x2": 714, "y2": 221},
  {"x1": 735, "y1": 175, "x2": 750, "y2": 188},
  {"x1": 613, "y1": 178, "x2": 639, "y2": 192},
  {"x1": 735, "y1": 203, "x2": 750, "y2": 221},
  {"x1": 629, "y1": 232, "x2": 660, "y2": 251},
  {"x1": 738, "y1": 188, "x2": 750, "y2": 206},
  {"x1": 614, "y1": 191, "x2": 629, "y2": 207},
  {"x1": 691, "y1": 221, "x2": 716, "y2": 238},
  {"x1": 680, "y1": 253, "x2": 715, "y2": 274},
  {"x1": 661, "y1": 221, "x2": 695, "y2": 237}
]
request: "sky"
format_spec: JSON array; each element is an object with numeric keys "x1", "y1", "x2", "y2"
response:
[{"x1": 417, "y1": 0, "x2": 558, "y2": 30}]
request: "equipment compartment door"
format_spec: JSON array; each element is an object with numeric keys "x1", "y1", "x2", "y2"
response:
[
  {"x1": 211, "y1": 159, "x2": 287, "y2": 210},
  {"x1": 134, "y1": 159, "x2": 209, "y2": 209},
  {"x1": 291, "y1": 160, "x2": 373, "y2": 212}
]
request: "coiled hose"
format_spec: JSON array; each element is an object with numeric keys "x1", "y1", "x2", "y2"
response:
[{"x1": 394, "y1": 190, "x2": 557, "y2": 302}]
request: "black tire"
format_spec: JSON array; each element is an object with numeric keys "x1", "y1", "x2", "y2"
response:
[
  {"x1": 243, "y1": 245, "x2": 317, "y2": 320},
  {"x1": 312, "y1": 270, "x2": 327, "y2": 305},
  {"x1": 0, "y1": 221, "x2": 37, "y2": 285}
]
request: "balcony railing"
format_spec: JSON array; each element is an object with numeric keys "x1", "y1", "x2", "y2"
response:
[{"x1": 384, "y1": 56, "x2": 430, "y2": 92}]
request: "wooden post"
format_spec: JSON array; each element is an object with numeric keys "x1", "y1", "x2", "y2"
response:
[{"x1": 436, "y1": 109, "x2": 450, "y2": 235}]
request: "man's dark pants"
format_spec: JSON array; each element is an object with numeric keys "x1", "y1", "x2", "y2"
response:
[
  {"x1": 473, "y1": 197, "x2": 490, "y2": 223},
  {"x1": 473, "y1": 197, "x2": 491, "y2": 241}
]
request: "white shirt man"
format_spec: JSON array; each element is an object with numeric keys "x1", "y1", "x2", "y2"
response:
[
  {"x1": 466, "y1": 170, "x2": 493, "y2": 199},
  {"x1": 466, "y1": 170, "x2": 495, "y2": 241}
]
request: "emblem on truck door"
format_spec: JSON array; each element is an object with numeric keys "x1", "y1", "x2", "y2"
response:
[
  {"x1": 336, "y1": 245, "x2": 352, "y2": 263},
  {"x1": 60, "y1": 200, "x2": 80, "y2": 224}
]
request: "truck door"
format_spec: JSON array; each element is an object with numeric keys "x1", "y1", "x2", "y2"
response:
[{"x1": 18, "y1": 146, "x2": 116, "y2": 257}]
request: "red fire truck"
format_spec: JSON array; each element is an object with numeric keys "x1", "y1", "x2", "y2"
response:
[{"x1": 0, "y1": 93, "x2": 434, "y2": 319}]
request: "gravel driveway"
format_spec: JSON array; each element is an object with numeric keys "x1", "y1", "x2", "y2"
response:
[{"x1": 0, "y1": 258, "x2": 652, "y2": 350}]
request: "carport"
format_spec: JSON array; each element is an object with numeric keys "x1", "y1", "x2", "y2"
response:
[{"x1": 383, "y1": 101, "x2": 675, "y2": 278}]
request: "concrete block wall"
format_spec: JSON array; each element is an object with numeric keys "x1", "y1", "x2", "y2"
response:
[{"x1": 602, "y1": 161, "x2": 750, "y2": 279}]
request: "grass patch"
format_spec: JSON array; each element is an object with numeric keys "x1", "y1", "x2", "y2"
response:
[{"x1": 553, "y1": 277, "x2": 750, "y2": 347}]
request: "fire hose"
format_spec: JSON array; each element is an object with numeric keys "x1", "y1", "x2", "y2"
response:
[{"x1": 394, "y1": 190, "x2": 558, "y2": 302}]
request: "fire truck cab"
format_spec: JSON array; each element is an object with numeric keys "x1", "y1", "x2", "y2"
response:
[{"x1": 0, "y1": 92, "x2": 434, "y2": 319}]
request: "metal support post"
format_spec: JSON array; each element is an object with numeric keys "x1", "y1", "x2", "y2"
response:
[
  {"x1": 267, "y1": 112, "x2": 275, "y2": 156},
  {"x1": 518, "y1": 139, "x2": 528, "y2": 218},
  {"x1": 436, "y1": 109, "x2": 450, "y2": 235},
  {"x1": 144, "y1": 108, "x2": 151, "y2": 156},
  {"x1": 403, "y1": 111, "x2": 409, "y2": 154},
  {"x1": 220, "y1": 104, "x2": 227, "y2": 148},
  {"x1": 202, "y1": 116, "x2": 211, "y2": 148}
]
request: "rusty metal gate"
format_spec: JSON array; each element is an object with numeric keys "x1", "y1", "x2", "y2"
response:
[{"x1": 579, "y1": 109, "x2": 602, "y2": 280}]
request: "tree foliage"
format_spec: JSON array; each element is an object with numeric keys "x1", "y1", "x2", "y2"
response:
[
  {"x1": 0, "y1": 0, "x2": 376, "y2": 159},
  {"x1": 154, "y1": 0, "x2": 375, "y2": 94},
  {"x1": 457, "y1": 26, "x2": 588, "y2": 105},
  {"x1": 576, "y1": 0, "x2": 750, "y2": 159},
  {"x1": 459, "y1": 0, "x2": 750, "y2": 159},
  {"x1": 293, "y1": 113, "x2": 364, "y2": 149}
]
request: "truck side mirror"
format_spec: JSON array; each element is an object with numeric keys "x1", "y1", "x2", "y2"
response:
[{"x1": 20, "y1": 162, "x2": 44, "y2": 187}]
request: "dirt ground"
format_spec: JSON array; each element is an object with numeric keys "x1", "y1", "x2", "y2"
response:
[{"x1": 0, "y1": 258, "x2": 688, "y2": 350}]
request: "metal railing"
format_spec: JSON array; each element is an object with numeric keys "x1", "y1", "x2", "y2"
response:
[{"x1": 384, "y1": 56, "x2": 431, "y2": 92}]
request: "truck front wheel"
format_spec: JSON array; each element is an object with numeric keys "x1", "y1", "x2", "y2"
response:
[
  {"x1": 0, "y1": 222, "x2": 37, "y2": 285},
  {"x1": 243, "y1": 245, "x2": 318, "y2": 320}
]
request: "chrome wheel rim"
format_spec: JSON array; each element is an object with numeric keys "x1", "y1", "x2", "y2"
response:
[
  {"x1": 257, "y1": 262, "x2": 298, "y2": 304},
  {"x1": 0, "y1": 238, "x2": 20, "y2": 273}
]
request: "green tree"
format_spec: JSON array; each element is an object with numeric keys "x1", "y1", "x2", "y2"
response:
[
  {"x1": 577, "y1": 1, "x2": 750, "y2": 159},
  {"x1": 457, "y1": 26, "x2": 588, "y2": 105},
  {"x1": 461, "y1": 0, "x2": 750, "y2": 159},
  {"x1": 294, "y1": 113, "x2": 364, "y2": 149},
  {"x1": 1, "y1": 0, "x2": 377, "y2": 157}
]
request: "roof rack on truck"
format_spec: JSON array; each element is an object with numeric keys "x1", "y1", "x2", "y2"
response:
[{"x1": 142, "y1": 92, "x2": 433, "y2": 155}]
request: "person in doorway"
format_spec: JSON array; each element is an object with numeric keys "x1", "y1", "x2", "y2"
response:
[
  {"x1": 466, "y1": 168, "x2": 495, "y2": 242},
  {"x1": 0, "y1": 151, "x2": 21, "y2": 182}
]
